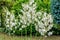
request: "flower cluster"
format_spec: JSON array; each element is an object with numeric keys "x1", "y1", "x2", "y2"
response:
[
  {"x1": 35, "y1": 12, "x2": 53, "y2": 35},
  {"x1": 3, "y1": 0, "x2": 53, "y2": 36},
  {"x1": 3, "y1": 7, "x2": 16, "y2": 34},
  {"x1": 19, "y1": 0, "x2": 53, "y2": 36}
]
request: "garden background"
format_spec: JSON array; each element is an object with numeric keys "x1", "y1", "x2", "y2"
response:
[{"x1": 0, "y1": 0, "x2": 60, "y2": 40}]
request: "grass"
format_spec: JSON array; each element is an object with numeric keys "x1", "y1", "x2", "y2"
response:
[{"x1": 0, "y1": 32, "x2": 60, "y2": 40}]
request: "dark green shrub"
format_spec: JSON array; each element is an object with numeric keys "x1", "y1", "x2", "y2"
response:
[
  {"x1": 47, "y1": 27, "x2": 60, "y2": 35},
  {"x1": 14, "y1": 23, "x2": 41, "y2": 36},
  {"x1": 51, "y1": 0, "x2": 60, "y2": 24}
]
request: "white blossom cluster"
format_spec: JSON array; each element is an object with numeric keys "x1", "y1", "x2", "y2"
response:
[
  {"x1": 48, "y1": 31, "x2": 53, "y2": 36},
  {"x1": 35, "y1": 12, "x2": 53, "y2": 35},
  {"x1": 3, "y1": 7, "x2": 16, "y2": 34},
  {"x1": 3, "y1": 0, "x2": 53, "y2": 36},
  {"x1": 19, "y1": 0, "x2": 53, "y2": 35}
]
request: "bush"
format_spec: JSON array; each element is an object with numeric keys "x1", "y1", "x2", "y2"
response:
[
  {"x1": 47, "y1": 27, "x2": 60, "y2": 35},
  {"x1": 51, "y1": 0, "x2": 60, "y2": 24},
  {"x1": 0, "y1": 0, "x2": 53, "y2": 36},
  {"x1": 4, "y1": 23, "x2": 41, "y2": 36},
  {"x1": 1, "y1": 0, "x2": 59, "y2": 36}
]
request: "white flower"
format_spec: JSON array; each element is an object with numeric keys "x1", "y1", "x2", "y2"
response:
[
  {"x1": 32, "y1": 16, "x2": 35, "y2": 20},
  {"x1": 35, "y1": 18, "x2": 38, "y2": 22},
  {"x1": 35, "y1": 25, "x2": 38, "y2": 31},
  {"x1": 26, "y1": 13, "x2": 31, "y2": 19},
  {"x1": 38, "y1": 22, "x2": 45, "y2": 29},
  {"x1": 48, "y1": 32, "x2": 53, "y2": 36},
  {"x1": 32, "y1": 3, "x2": 36, "y2": 9},
  {"x1": 21, "y1": 10, "x2": 25, "y2": 14},
  {"x1": 6, "y1": 21, "x2": 9, "y2": 24},
  {"x1": 29, "y1": 0, "x2": 34, "y2": 5},
  {"x1": 21, "y1": 25, "x2": 26, "y2": 28},
  {"x1": 22, "y1": 4, "x2": 29, "y2": 11},
  {"x1": 6, "y1": 25, "x2": 9, "y2": 27},
  {"x1": 15, "y1": 27, "x2": 17, "y2": 29},
  {"x1": 45, "y1": 36, "x2": 47, "y2": 37},
  {"x1": 19, "y1": 28, "x2": 22, "y2": 31},
  {"x1": 36, "y1": 12, "x2": 42, "y2": 16},
  {"x1": 7, "y1": 19, "x2": 10, "y2": 21},
  {"x1": 6, "y1": 11, "x2": 10, "y2": 15},
  {"x1": 13, "y1": 31, "x2": 15, "y2": 33},
  {"x1": 39, "y1": 29, "x2": 46, "y2": 35},
  {"x1": 11, "y1": 23, "x2": 15, "y2": 26},
  {"x1": 44, "y1": 22, "x2": 48, "y2": 26},
  {"x1": 18, "y1": 23, "x2": 20, "y2": 25},
  {"x1": 44, "y1": 12, "x2": 47, "y2": 17},
  {"x1": 10, "y1": 14, "x2": 15, "y2": 20},
  {"x1": 20, "y1": 20, "x2": 23, "y2": 23}
]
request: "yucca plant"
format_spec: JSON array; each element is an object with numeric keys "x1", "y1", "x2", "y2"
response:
[{"x1": 0, "y1": 0, "x2": 53, "y2": 36}]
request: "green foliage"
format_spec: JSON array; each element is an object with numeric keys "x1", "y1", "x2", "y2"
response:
[
  {"x1": 47, "y1": 27, "x2": 60, "y2": 35},
  {"x1": 35, "y1": 0, "x2": 50, "y2": 13},
  {"x1": 4, "y1": 23, "x2": 40, "y2": 36}
]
